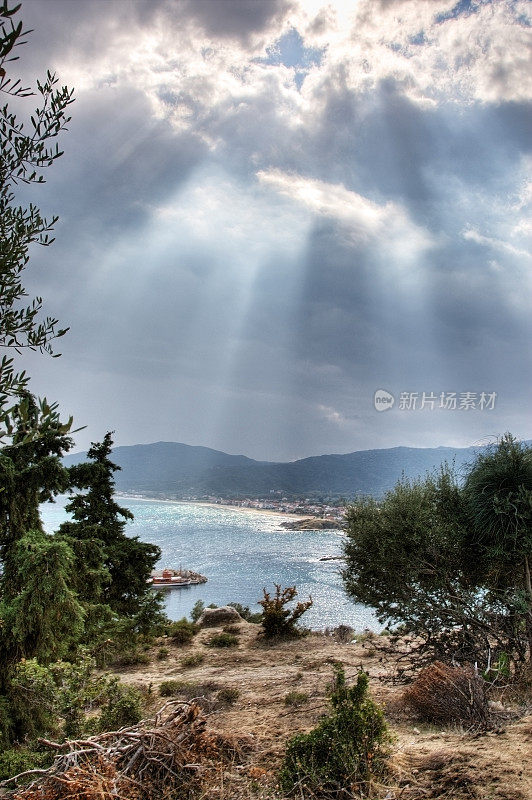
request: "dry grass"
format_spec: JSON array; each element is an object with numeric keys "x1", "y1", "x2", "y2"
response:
[
  {"x1": 402, "y1": 661, "x2": 489, "y2": 727},
  {"x1": 13, "y1": 622, "x2": 527, "y2": 799}
]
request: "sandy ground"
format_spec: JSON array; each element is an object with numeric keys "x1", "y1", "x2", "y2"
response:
[
  {"x1": 117, "y1": 495, "x2": 308, "y2": 520},
  {"x1": 184, "y1": 501, "x2": 307, "y2": 520},
  {"x1": 117, "y1": 622, "x2": 532, "y2": 799}
]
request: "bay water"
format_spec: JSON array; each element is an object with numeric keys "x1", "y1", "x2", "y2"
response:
[{"x1": 40, "y1": 497, "x2": 378, "y2": 631}]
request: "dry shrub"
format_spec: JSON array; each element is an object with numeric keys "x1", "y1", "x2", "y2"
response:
[
  {"x1": 259, "y1": 585, "x2": 312, "y2": 639},
  {"x1": 8, "y1": 701, "x2": 242, "y2": 800},
  {"x1": 333, "y1": 624, "x2": 355, "y2": 643},
  {"x1": 14, "y1": 758, "x2": 141, "y2": 800},
  {"x1": 403, "y1": 661, "x2": 489, "y2": 727}
]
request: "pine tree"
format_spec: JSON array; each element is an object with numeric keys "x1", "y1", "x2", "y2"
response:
[
  {"x1": 60, "y1": 433, "x2": 162, "y2": 622},
  {"x1": 0, "y1": 394, "x2": 73, "y2": 595},
  {"x1": 0, "y1": 395, "x2": 83, "y2": 680}
]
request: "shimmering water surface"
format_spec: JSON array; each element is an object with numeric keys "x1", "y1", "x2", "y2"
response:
[{"x1": 41, "y1": 497, "x2": 378, "y2": 631}]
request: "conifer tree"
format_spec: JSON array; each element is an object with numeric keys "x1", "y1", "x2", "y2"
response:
[
  {"x1": 0, "y1": 394, "x2": 83, "y2": 681},
  {"x1": 0, "y1": 394, "x2": 73, "y2": 594},
  {"x1": 60, "y1": 433, "x2": 162, "y2": 621}
]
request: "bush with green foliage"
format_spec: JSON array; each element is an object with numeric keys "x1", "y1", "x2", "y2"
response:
[
  {"x1": 112, "y1": 648, "x2": 151, "y2": 667},
  {"x1": 342, "y1": 441, "x2": 532, "y2": 668},
  {"x1": 222, "y1": 624, "x2": 241, "y2": 634},
  {"x1": 159, "y1": 680, "x2": 219, "y2": 700},
  {"x1": 207, "y1": 632, "x2": 239, "y2": 648},
  {"x1": 1, "y1": 654, "x2": 143, "y2": 746},
  {"x1": 0, "y1": 746, "x2": 52, "y2": 783},
  {"x1": 279, "y1": 667, "x2": 390, "y2": 797},
  {"x1": 284, "y1": 691, "x2": 308, "y2": 707},
  {"x1": 159, "y1": 680, "x2": 187, "y2": 697},
  {"x1": 181, "y1": 652, "x2": 205, "y2": 669},
  {"x1": 228, "y1": 602, "x2": 263, "y2": 623},
  {"x1": 8, "y1": 658, "x2": 58, "y2": 741},
  {"x1": 190, "y1": 600, "x2": 205, "y2": 623},
  {"x1": 217, "y1": 687, "x2": 240, "y2": 704},
  {"x1": 97, "y1": 681, "x2": 143, "y2": 731},
  {"x1": 258, "y1": 585, "x2": 313, "y2": 639},
  {"x1": 167, "y1": 618, "x2": 197, "y2": 644}
]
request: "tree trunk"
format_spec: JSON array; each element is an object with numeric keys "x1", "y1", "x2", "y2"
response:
[{"x1": 525, "y1": 555, "x2": 532, "y2": 663}]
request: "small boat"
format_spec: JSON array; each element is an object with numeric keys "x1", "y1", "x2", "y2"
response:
[{"x1": 148, "y1": 568, "x2": 207, "y2": 589}]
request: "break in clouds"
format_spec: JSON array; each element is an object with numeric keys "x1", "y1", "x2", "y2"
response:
[{"x1": 17, "y1": 0, "x2": 532, "y2": 460}]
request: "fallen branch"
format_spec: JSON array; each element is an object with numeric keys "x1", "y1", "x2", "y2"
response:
[{"x1": 4, "y1": 700, "x2": 238, "y2": 800}]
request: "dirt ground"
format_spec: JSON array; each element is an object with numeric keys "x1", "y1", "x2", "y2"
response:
[{"x1": 118, "y1": 621, "x2": 532, "y2": 799}]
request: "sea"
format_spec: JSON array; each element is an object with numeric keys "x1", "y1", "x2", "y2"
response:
[{"x1": 40, "y1": 497, "x2": 379, "y2": 632}]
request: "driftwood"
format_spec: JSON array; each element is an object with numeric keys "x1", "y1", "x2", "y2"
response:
[{"x1": 3, "y1": 700, "x2": 235, "y2": 800}]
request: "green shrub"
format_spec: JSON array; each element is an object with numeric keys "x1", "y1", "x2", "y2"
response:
[
  {"x1": 332, "y1": 624, "x2": 355, "y2": 643},
  {"x1": 190, "y1": 600, "x2": 205, "y2": 623},
  {"x1": 0, "y1": 746, "x2": 52, "y2": 782},
  {"x1": 98, "y1": 683, "x2": 143, "y2": 731},
  {"x1": 207, "y1": 633, "x2": 238, "y2": 648},
  {"x1": 483, "y1": 651, "x2": 511, "y2": 683},
  {"x1": 228, "y1": 602, "x2": 263, "y2": 623},
  {"x1": 181, "y1": 652, "x2": 205, "y2": 669},
  {"x1": 159, "y1": 680, "x2": 219, "y2": 700},
  {"x1": 0, "y1": 696, "x2": 14, "y2": 749},
  {"x1": 159, "y1": 680, "x2": 190, "y2": 697},
  {"x1": 2, "y1": 656, "x2": 145, "y2": 745},
  {"x1": 168, "y1": 618, "x2": 197, "y2": 645},
  {"x1": 112, "y1": 648, "x2": 151, "y2": 667},
  {"x1": 157, "y1": 647, "x2": 169, "y2": 660},
  {"x1": 8, "y1": 659, "x2": 58, "y2": 740},
  {"x1": 279, "y1": 667, "x2": 390, "y2": 797},
  {"x1": 222, "y1": 624, "x2": 241, "y2": 634},
  {"x1": 259, "y1": 585, "x2": 313, "y2": 639},
  {"x1": 217, "y1": 687, "x2": 240, "y2": 704},
  {"x1": 284, "y1": 691, "x2": 308, "y2": 707}
]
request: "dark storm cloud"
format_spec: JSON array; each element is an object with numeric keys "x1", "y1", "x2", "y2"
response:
[
  {"x1": 7, "y1": 0, "x2": 530, "y2": 458},
  {"x1": 52, "y1": 86, "x2": 205, "y2": 235},
  {"x1": 300, "y1": 78, "x2": 532, "y2": 219},
  {"x1": 227, "y1": 213, "x2": 532, "y2": 410},
  {"x1": 177, "y1": 0, "x2": 293, "y2": 42},
  {"x1": 20, "y1": 82, "x2": 206, "y2": 318}
]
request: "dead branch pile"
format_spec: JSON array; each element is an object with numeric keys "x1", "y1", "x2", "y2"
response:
[
  {"x1": 402, "y1": 661, "x2": 489, "y2": 727},
  {"x1": 4, "y1": 700, "x2": 240, "y2": 800}
]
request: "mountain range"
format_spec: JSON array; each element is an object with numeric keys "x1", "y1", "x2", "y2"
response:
[{"x1": 63, "y1": 440, "x2": 502, "y2": 500}]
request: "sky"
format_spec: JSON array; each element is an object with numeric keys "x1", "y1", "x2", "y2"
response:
[{"x1": 10, "y1": 0, "x2": 532, "y2": 461}]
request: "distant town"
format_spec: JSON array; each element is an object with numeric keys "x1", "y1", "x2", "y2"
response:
[{"x1": 120, "y1": 493, "x2": 346, "y2": 523}]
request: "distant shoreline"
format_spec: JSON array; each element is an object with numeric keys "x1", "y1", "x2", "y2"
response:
[{"x1": 115, "y1": 495, "x2": 306, "y2": 520}]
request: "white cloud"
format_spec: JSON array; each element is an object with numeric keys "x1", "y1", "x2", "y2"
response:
[
  {"x1": 296, "y1": 0, "x2": 531, "y2": 107},
  {"x1": 462, "y1": 226, "x2": 531, "y2": 259},
  {"x1": 256, "y1": 169, "x2": 434, "y2": 255},
  {"x1": 317, "y1": 403, "x2": 348, "y2": 427},
  {"x1": 45, "y1": 1, "x2": 532, "y2": 147}
]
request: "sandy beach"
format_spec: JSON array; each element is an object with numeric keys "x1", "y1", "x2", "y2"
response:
[{"x1": 116, "y1": 495, "x2": 306, "y2": 520}]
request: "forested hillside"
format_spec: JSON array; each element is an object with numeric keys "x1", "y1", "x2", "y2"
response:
[{"x1": 65, "y1": 441, "x2": 489, "y2": 498}]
